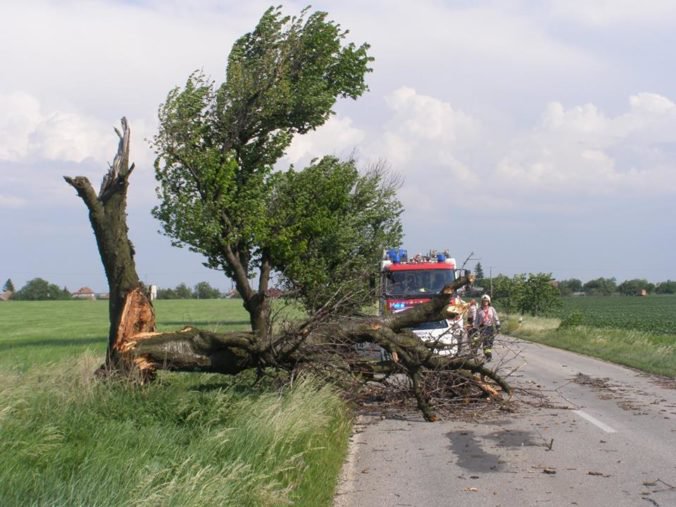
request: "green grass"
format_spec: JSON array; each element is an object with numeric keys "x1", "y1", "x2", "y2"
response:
[
  {"x1": 0, "y1": 299, "x2": 351, "y2": 506},
  {"x1": 0, "y1": 299, "x2": 279, "y2": 369},
  {"x1": 506, "y1": 312, "x2": 676, "y2": 377}
]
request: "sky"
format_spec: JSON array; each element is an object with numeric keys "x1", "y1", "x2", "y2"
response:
[{"x1": 1, "y1": 0, "x2": 675, "y2": 293}]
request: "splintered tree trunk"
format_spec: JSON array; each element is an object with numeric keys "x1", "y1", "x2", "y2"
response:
[{"x1": 65, "y1": 118, "x2": 155, "y2": 369}]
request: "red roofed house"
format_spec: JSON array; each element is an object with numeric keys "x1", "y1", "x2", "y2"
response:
[{"x1": 72, "y1": 287, "x2": 96, "y2": 300}]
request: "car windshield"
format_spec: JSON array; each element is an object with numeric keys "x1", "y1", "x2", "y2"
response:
[{"x1": 384, "y1": 269, "x2": 455, "y2": 296}]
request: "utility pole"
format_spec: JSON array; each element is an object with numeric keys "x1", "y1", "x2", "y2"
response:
[{"x1": 489, "y1": 266, "x2": 493, "y2": 299}]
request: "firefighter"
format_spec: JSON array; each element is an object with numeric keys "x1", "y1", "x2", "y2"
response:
[{"x1": 474, "y1": 294, "x2": 500, "y2": 361}]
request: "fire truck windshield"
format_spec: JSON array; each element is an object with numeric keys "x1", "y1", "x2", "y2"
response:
[{"x1": 384, "y1": 269, "x2": 455, "y2": 296}]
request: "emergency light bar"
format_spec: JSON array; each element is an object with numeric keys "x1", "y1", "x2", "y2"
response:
[{"x1": 385, "y1": 248, "x2": 408, "y2": 263}]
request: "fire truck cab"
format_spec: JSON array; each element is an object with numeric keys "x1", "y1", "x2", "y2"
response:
[{"x1": 380, "y1": 248, "x2": 467, "y2": 355}]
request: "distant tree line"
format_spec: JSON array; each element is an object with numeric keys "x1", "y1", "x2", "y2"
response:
[
  {"x1": 471, "y1": 272, "x2": 561, "y2": 316},
  {"x1": 3, "y1": 273, "x2": 675, "y2": 304},
  {"x1": 556, "y1": 278, "x2": 676, "y2": 296},
  {"x1": 471, "y1": 264, "x2": 675, "y2": 298},
  {"x1": 156, "y1": 282, "x2": 225, "y2": 300},
  {"x1": 0, "y1": 278, "x2": 228, "y2": 301},
  {"x1": 469, "y1": 263, "x2": 676, "y2": 317},
  {"x1": 6, "y1": 278, "x2": 71, "y2": 300}
]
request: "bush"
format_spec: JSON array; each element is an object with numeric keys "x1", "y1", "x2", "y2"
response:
[{"x1": 558, "y1": 311, "x2": 584, "y2": 329}]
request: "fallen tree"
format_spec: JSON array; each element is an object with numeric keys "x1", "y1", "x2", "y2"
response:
[
  {"x1": 66, "y1": 118, "x2": 510, "y2": 422},
  {"x1": 124, "y1": 277, "x2": 509, "y2": 421}
]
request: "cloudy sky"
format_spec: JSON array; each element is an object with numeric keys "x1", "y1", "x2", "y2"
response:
[{"x1": 2, "y1": 0, "x2": 675, "y2": 293}]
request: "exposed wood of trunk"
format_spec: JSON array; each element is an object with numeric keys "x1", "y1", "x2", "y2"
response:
[{"x1": 64, "y1": 118, "x2": 156, "y2": 366}]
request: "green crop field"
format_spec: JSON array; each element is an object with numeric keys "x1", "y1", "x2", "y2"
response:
[
  {"x1": 556, "y1": 295, "x2": 676, "y2": 335},
  {"x1": 510, "y1": 295, "x2": 676, "y2": 377}
]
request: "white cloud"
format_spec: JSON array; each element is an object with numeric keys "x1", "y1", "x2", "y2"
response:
[
  {"x1": 495, "y1": 93, "x2": 676, "y2": 196},
  {"x1": 0, "y1": 193, "x2": 26, "y2": 208},
  {"x1": 550, "y1": 0, "x2": 676, "y2": 26},
  {"x1": 0, "y1": 91, "x2": 157, "y2": 210},
  {"x1": 283, "y1": 114, "x2": 366, "y2": 167},
  {"x1": 385, "y1": 87, "x2": 479, "y2": 145},
  {"x1": 541, "y1": 102, "x2": 609, "y2": 135},
  {"x1": 0, "y1": 92, "x2": 42, "y2": 160},
  {"x1": 0, "y1": 91, "x2": 111, "y2": 163},
  {"x1": 629, "y1": 92, "x2": 676, "y2": 115},
  {"x1": 370, "y1": 87, "x2": 480, "y2": 178}
]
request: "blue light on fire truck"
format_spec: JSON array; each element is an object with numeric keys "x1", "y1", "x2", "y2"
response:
[{"x1": 386, "y1": 248, "x2": 408, "y2": 263}]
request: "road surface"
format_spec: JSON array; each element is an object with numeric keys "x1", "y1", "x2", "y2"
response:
[{"x1": 334, "y1": 336, "x2": 676, "y2": 507}]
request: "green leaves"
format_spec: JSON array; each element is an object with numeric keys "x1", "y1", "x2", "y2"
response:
[
  {"x1": 150, "y1": 6, "x2": 384, "y2": 325},
  {"x1": 267, "y1": 157, "x2": 402, "y2": 313},
  {"x1": 491, "y1": 273, "x2": 561, "y2": 316},
  {"x1": 13, "y1": 278, "x2": 71, "y2": 300},
  {"x1": 223, "y1": 7, "x2": 371, "y2": 136}
]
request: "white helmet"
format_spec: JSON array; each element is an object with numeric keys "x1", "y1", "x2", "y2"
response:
[{"x1": 481, "y1": 294, "x2": 491, "y2": 303}]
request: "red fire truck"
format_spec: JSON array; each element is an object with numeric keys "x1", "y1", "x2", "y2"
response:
[{"x1": 380, "y1": 248, "x2": 467, "y2": 355}]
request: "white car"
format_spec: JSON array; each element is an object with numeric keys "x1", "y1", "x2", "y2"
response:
[{"x1": 410, "y1": 317, "x2": 465, "y2": 356}]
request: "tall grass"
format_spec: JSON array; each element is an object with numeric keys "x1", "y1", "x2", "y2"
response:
[
  {"x1": 0, "y1": 300, "x2": 351, "y2": 506},
  {"x1": 506, "y1": 315, "x2": 676, "y2": 377}
]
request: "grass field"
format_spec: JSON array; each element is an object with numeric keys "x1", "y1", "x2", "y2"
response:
[
  {"x1": 0, "y1": 298, "x2": 297, "y2": 369},
  {"x1": 555, "y1": 295, "x2": 676, "y2": 335},
  {"x1": 507, "y1": 295, "x2": 676, "y2": 377},
  {"x1": 0, "y1": 299, "x2": 350, "y2": 506}
]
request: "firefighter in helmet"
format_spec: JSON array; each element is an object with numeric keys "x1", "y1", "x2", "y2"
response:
[{"x1": 474, "y1": 294, "x2": 500, "y2": 361}]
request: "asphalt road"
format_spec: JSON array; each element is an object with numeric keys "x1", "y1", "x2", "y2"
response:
[{"x1": 333, "y1": 336, "x2": 676, "y2": 507}]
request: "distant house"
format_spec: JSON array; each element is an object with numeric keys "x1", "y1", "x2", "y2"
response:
[
  {"x1": 224, "y1": 289, "x2": 241, "y2": 299},
  {"x1": 72, "y1": 287, "x2": 96, "y2": 300},
  {"x1": 0, "y1": 291, "x2": 12, "y2": 301}
]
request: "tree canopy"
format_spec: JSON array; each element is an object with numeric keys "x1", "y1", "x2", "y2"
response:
[
  {"x1": 13, "y1": 278, "x2": 70, "y2": 301},
  {"x1": 583, "y1": 277, "x2": 617, "y2": 296},
  {"x1": 474, "y1": 262, "x2": 485, "y2": 282},
  {"x1": 490, "y1": 273, "x2": 561, "y2": 316},
  {"x1": 194, "y1": 281, "x2": 222, "y2": 300},
  {"x1": 151, "y1": 6, "x2": 399, "y2": 336},
  {"x1": 617, "y1": 278, "x2": 654, "y2": 296},
  {"x1": 269, "y1": 156, "x2": 402, "y2": 313},
  {"x1": 558, "y1": 278, "x2": 582, "y2": 296},
  {"x1": 3, "y1": 279, "x2": 15, "y2": 293},
  {"x1": 655, "y1": 280, "x2": 676, "y2": 294}
]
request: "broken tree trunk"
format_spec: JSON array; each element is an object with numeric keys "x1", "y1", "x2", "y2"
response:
[{"x1": 65, "y1": 118, "x2": 156, "y2": 369}]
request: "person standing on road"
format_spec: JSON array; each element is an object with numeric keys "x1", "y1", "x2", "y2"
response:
[{"x1": 474, "y1": 294, "x2": 500, "y2": 361}]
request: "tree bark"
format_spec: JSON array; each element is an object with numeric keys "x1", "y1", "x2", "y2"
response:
[{"x1": 65, "y1": 118, "x2": 156, "y2": 368}]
